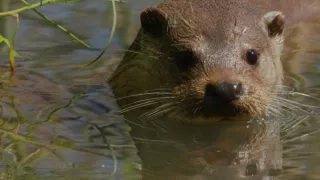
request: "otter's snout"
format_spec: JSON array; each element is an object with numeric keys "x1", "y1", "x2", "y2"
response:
[{"x1": 204, "y1": 82, "x2": 245, "y2": 103}]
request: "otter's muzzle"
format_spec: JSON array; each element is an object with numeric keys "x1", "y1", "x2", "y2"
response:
[{"x1": 204, "y1": 82, "x2": 245, "y2": 103}]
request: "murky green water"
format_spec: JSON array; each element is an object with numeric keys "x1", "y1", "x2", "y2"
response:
[{"x1": 0, "y1": 1, "x2": 319, "y2": 180}]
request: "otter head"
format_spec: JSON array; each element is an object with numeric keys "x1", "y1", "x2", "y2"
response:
[{"x1": 111, "y1": 0, "x2": 285, "y2": 124}]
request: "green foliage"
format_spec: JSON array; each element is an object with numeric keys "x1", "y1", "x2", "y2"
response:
[
  {"x1": 20, "y1": 0, "x2": 91, "y2": 49},
  {"x1": 0, "y1": 0, "x2": 122, "y2": 70},
  {"x1": 80, "y1": 0, "x2": 117, "y2": 68},
  {"x1": 0, "y1": 0, "x2": 128, "y2": 179},
  {"x1": 0, "y1": 89, "x2": 115, "y2": 179},
  {"x1": 0, "y1": 35, "x2": 19, "y2": 57}
]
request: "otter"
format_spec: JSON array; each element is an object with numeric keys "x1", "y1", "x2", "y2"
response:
[
  {"x1": 109, "y1": 0, "x2": 286, "y2": 123},
  {"x1": 107, "y1": 0, "x2": 319, "y2": 179}
]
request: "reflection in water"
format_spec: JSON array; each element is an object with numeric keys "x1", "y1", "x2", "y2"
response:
[
  {"x1": 280, "y1": 17, "x2": 320, "y2": 180},
  {"x1": 0, "y1": 0, "x2": 319, "y2": 180},
  {"x1": 0, "y1": 1, "x2": 141, "y2": 179},
  {"x1": 129, "y1": 117, "x2": 284, "y2": 179},
  {"x1": 0, "y1": 69, "x2": 138, "y2": 179}
]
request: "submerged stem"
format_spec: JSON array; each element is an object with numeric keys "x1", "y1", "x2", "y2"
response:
[{"x1": 9, "y1": 14, "x2": 19, "y2": 71}]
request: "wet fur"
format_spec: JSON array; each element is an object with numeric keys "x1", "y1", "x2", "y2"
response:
[
  {"x1": 107, "y1": 0, "x2": 320, "y2": 179},
  {"x1": 109, "y1": 0, "x2": 286, "y2": 122}
]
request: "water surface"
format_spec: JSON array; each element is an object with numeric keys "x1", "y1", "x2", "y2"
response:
[{"x1": 0, "y1": 0, "x2": 319, "y2": 179}]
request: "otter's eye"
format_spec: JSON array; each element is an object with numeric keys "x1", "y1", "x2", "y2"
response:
[
  {"x1": 246, "y1": 49, "x2": 259, "y2": 65},
  {"x1": 174, "y1": 50, "x2": 198, "y2": 71}
]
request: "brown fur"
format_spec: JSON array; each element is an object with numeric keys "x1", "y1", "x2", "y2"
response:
[
  {"x1": 108, "y1": 0, "x2": 288, "y2": 123},
  {"x1": 107, "y1": 0, "x2": 319, "y2": 179}
]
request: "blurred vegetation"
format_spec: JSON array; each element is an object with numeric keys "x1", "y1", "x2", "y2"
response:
[
  {"x1": 0, "y1": 0, "x2": 137, "y2": 179},
  {"x1": 0, "y1": 0, "x2": 122, "y2": 71},
  {"x1": 0, "y1": 71, "x2": 136, "y2": 179}
]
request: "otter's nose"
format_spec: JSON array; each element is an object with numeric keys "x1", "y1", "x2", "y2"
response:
[{"x1": 205, "y1": 82, "x2": 244, "y2": 102}]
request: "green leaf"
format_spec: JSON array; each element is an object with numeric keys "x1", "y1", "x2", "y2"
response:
[{"x1": 0, "y1": 35, "x2": 19, "y2": 57}]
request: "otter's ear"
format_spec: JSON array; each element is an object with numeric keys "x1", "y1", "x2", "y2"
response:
[
  {"x1": 141, "y1": 7, "x2": 168, "y2": 36},
  {"x1": 263, "y1": 11, "x2": 285, "y2": 37}
]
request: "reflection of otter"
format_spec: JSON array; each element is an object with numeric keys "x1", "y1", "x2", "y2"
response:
[{"x1": 108, "y1": 0, "x2": 319, "y2": 179}]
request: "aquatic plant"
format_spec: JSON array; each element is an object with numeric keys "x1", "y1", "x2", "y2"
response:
[{"x1": 0, "y1": 0, "x2": 121, "y2": 71}]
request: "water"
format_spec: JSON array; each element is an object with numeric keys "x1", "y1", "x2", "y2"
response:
[{"x1": 0, "y1": 1, "x2": 319, "y2": 179}]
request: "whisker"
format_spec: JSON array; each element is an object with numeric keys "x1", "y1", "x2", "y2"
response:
[
  {"x1": 270, "y1": 86, "x2": 320, "y2": 103},
  {"x1": 265, "y1": 98, "x2": 283, "y2": 116},
  {"x1": 118, "y1": 100, "x2": 168, "y2": 113},
  {"x1": 267, "y1": 104, "x2": 285, "y2": 117},
  {"x1": 116, "y1": 92, "x2": 173, "y2": 100},
  {"x1": 282, "y1": 129, "x2": 320, "y2": 143},
  {"x1": 281, "y1": 115, "x2": 310, "y2": 134},
  {"x1": 148, "y1": 105, "x2": 178, "y2": 119},
  {"x1": 284, "y1": 75, "x2": 301, "y2": 86},
  {"x1": 275, "y1": 103, "x2": 310, "y2": 115},
  {"x1": 148, "y1": 119, "x2": 170, "y2": 133},
  {"x1": 276, "y1": 96, "x2": 319, "y2": 109},
  {"x1": 270, "y1": 84, "x2": 296, "y2": 91},
  {"x1": 271, "y1": 98, "x2": 313, "y2": 113},
  {"x1": 121, "y1": 117, "x2": 154, "y2": 130},
  {"x1": 243, "y1": 95, "x2": 278, "y2": 117},
  {"x1": 121, "y1": 96, "x2": 176, "y2": 109},
  {"x1": 193, "y1": 106, "x2": 202, "y2": 118},
  {"x1": 284, "y1": 92, "x2": 320, "y2": 101},
  {"x1": 142, "y1": 102, "x2": 178, "y2": 119}
]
